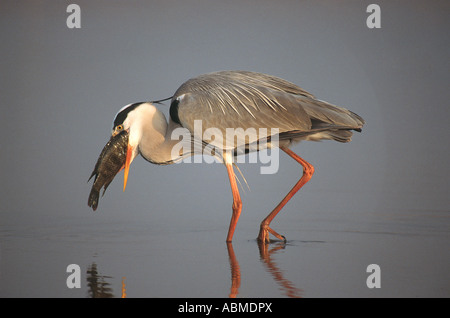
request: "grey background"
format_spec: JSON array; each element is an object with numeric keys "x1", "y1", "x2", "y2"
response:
[{"x1": 0, "y1": 1, "x2": 449, "y2": 297}]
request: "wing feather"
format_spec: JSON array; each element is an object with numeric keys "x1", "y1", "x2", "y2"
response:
[{"x1": 170, "y1": 71, "x2": 364, "y2": 148}]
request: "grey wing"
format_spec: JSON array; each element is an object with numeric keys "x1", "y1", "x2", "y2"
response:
[{"x1": 171, "y1": 71, "x2": 364, "y2": 148}]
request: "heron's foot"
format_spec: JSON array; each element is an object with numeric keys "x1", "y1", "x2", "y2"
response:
[{"x1": 257, "y1": 223, "x2": 286, "y2": 244}]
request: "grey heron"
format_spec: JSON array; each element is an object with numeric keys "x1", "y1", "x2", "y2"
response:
[{"x1": 107, "y1": 70, "x2": 365, "y2": 243}]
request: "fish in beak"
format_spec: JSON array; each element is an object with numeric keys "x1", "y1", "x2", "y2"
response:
[{"x1": 88, "y1": 130, "x2": 129, "y2": 211}]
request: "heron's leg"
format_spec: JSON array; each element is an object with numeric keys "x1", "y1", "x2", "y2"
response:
[
  {"x1": 226, "y1": 162, "x2": 242, "y2": 242},
  {"x1": 257, "y1": 147, "x2": 314, "y2": 243}
]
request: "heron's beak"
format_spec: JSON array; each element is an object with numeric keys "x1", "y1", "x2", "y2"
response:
[{"x1": 123, "y1": 143, "x2": 133, "y2": 192}]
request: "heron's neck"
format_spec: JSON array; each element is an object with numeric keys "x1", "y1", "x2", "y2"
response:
[{"x1": 138, "y1": 109, "x2": 184, "y2": 165}]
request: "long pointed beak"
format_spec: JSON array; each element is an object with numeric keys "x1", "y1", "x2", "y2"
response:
[{"x1": 123, "y1": 144, "x2": 133, "y2": 192}]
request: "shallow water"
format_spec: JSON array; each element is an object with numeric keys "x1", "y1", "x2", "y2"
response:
[{"x1": 1, "y1": 200, "x2": 448, "y2": 298}]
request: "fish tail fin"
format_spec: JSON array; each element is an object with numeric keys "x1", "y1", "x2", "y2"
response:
[{"x1": 88, "y1": 189, "x2": 99, "y2": 211}]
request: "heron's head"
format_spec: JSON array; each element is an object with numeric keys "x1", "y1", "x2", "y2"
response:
[{"x1": 112, "y1": 102, "x2": 154, "y2": 191}]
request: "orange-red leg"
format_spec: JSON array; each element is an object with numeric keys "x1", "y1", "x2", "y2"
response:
[
  {"x1": 226, "y1": 162, "x2": 242, "y2": 242},
  {"x1": 257, "y1": 147, "x2": 314, "y2": 243}
]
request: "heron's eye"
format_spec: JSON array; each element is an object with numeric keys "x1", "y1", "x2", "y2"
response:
[{"x1": 116, "y1": 124, "x2": 124, "y2": 131}]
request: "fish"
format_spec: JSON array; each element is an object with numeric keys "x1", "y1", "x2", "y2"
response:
[{"x1": 88, "y1": 130, "x2": 129, "y2": 211}]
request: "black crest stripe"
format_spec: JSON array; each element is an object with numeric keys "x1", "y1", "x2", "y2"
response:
[{"x1": 113, "y1": 102, "x2": 143, "y2": 127}]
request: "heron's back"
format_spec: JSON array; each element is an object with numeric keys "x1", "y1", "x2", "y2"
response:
[{"x1": 171, "y1": 71, "x2": 365, "y2": 149}]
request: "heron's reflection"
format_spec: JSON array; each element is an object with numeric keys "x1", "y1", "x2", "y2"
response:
[
  {"x1": 86, "y1": 243, "x2": 300, "y2": 298},
  {"x1": 257, "y1": 242, "x2": 302, "y2": 298},
  {"x1": 226, "y1": 243, "x2": 241, "y2": 298},
  {"x1": 86, "y1": 263, "x2": 126, "y2": 298},
  {"x1": 226, "y1": 241, "x2": 302, "y2": 298}
]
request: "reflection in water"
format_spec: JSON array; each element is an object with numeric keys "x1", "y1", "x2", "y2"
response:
[
  {"x1": 226, "y1": 243, "x2": 241, "y2": 298},
  {"x1": 257, "y1": 242, "x2": 302, "y2": 298},
  {"x1": 121, "y1": 277, "x2": 127, "y2": 298},
  {"x1": 86, "y1": 263, "x2": 114, "y2": 298},
  {"x1": 86, "y1": 263, "x2": 126, "y2": 298},
  {"x1": 226, "y1": 242, "x2": 302, "y2": 298},
  {"x1": 86, "y1": 244, "x2": 300, "y2": 298}
]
